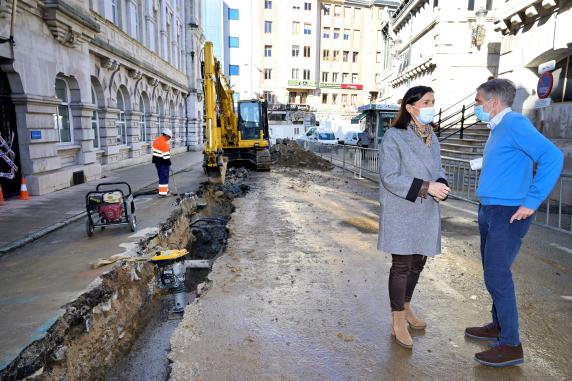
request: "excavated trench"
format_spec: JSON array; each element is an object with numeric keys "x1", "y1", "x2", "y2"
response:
[{"x1": 0, "y1": 169, "x2": 249, "y2": 381}]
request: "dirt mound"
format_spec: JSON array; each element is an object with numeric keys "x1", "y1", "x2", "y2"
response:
[{"x1": 270, "y1": 139, "x2": 334, "y2": 171}]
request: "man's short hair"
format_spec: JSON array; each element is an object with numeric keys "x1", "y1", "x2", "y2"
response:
[{"x1": 477, "y1": 79, "x2": 516, "y2": 107}]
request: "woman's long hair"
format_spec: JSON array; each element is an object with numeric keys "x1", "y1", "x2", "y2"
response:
[{"x1": 392, "y1": 86, "x2": 434, "y2": 129}]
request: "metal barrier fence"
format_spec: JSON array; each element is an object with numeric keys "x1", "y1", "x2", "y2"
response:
[{"x1": 297, "y1": 140, "x2": 572, "y2": 235}]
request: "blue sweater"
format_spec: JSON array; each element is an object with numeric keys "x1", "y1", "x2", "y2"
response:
[{"x1": 477, "y1": 112, "x2": 564, "y2": 210}]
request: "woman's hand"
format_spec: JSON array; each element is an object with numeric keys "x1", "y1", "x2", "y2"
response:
[{"x1": 428, "y1": 182, "x2": 450, "y2": 201}]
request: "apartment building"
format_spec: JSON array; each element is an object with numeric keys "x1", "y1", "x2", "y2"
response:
[
  {"x1": 317, "y1": 1, "x2": 398, "y2": 122},
  {"x1": 0, "y1": 0, "x2": 204, "y2": 196}
]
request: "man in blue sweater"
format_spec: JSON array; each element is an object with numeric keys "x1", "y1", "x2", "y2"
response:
[{"x1": 465, "y1": 79, "x2": 563, "y2": 367}]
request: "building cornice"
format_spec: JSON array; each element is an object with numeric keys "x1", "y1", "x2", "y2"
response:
[{"x1": 390, "y1": 57, "x2": 435, "y2": 87}]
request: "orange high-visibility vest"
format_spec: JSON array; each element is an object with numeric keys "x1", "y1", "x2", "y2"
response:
[{"x1": 152, "y1": 135, "x2": 171, "y2": 165}]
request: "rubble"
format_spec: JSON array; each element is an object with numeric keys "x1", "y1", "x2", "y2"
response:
[{"x1": 270, "y1": 139, "x2": 334, "y2": 171}]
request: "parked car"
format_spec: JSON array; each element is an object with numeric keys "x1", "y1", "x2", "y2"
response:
[
  {"x1": 340, "y1": 131, "x2": 361, "y2": 146},
  {"x1": 300, "y1": 127, "x2": 338, "y2": 145}
]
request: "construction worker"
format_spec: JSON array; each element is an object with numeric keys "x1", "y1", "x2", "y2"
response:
[{"x1": 152, "y1": 128, "x2": 172, "y2": 196}]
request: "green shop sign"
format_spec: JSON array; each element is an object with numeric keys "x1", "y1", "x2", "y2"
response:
[
  {"x1": 288, "y1": 80, "x2": 316, "y2": 87},
  {"x1": 319, "y1": 82, "x2": 341, "y2": 89}
]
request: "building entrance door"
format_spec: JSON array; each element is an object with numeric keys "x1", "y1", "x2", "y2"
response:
[{"x1": 0, "y1": 69, "x2": 21, "y2": 197}]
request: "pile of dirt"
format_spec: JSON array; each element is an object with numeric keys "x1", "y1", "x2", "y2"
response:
[{"x1": 270, "y1": 139, "x2": 334, "y2": 171}]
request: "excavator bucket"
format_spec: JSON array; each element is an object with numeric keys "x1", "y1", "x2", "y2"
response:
[{"x1": 206, "y1": 156, "x2": 228, "y2": 184}]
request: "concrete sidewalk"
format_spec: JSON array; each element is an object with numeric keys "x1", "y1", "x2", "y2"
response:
[{"x1": 0, "y1": 151, "x2": 203, "y2": 254}]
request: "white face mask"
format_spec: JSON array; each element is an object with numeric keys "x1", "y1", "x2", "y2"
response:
[{"x1": 414, "y1": 106, "x2": 436, "y2": 125}]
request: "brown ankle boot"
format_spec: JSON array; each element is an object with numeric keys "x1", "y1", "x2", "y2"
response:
[
  {"x1": 404, "y1": 302, "x2": 427, "y2": 330},
  {"x1": 391, "y1": 310, "x2": 413, "y2": 349}
]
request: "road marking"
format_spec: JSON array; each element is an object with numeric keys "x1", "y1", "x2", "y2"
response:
[
  {"x1": 550, "y1": 243, "x2": 572, "y2": 254},
  {"x1": 441, "y1": 202, "x2": 478, "y2": 217}
]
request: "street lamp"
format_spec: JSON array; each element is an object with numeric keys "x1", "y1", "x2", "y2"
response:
[{"x1": 472, "y1": 7, "x2": 488, "y2": 49}]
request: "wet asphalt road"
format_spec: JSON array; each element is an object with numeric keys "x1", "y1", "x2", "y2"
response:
[
  {"x1": 0, "y1": 166, "x2": 206, "y2": 370},
  {"x1": 168, "y1": 167, "x2": 572, "y2": 380}
]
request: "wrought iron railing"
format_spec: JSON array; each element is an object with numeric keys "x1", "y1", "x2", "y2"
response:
[{"x1": 298, "y1": 140, "x2": 572, "y2": 235}]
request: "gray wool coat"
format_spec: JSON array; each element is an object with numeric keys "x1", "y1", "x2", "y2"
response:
[{"x1": 377, "y1": 127, "x2": 447, "y2": 256}]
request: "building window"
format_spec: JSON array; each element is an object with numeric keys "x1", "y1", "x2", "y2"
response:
[
  {"x1": 343, "y1": 51, "x2": 349, "y2": 62},
  {"x1": 351, "y1": 94, "x2": 357, "y2": 105},
  {"x1": 111, "y1": 0, "x2": 119, "y2": 25},
  {"x1": 351, "y1": 73, "x2": 358, "y2": 83},
  {"x1": 333, "y1": 50, "x2": 339, "y2": 61},
  {"x1": 354, "y1": 29, "x2": 360, "y2": 41},
  {"x1": 322, "y1": 93, "x2": 328, "y2": 104},
  {"x1": 323, "y1": 4, "x2": 331, "y2": 16},
  {"x1": 292, "y1": 68, "x2": 300, "y2": 79},
  {"x1": 486, "y1": 0, "x2": 493, "y2": 10},
  {"x1": 292, "y1": 45, "x2": 300, "y2": 57},
  {"x1": 375, "y1": 73, "x2": 380, "y2": 83},
  {"x1": 139, "y1": 96, "x2": 147, "y2": 142},
  {"x1": 265, "y1": 21, "x2": 272, "y2": 33},
  {"x1": 551, "y1": 55, "x2": 572, "y2": 103},
  {"x1": 322, "y1": 72, "x2": 329, "y2": 82},
  {"x1": 265, "y1": 0, "x2": 272, "y2": 9},
  {"x1": 322, "y1": 49, "x2": 330, "y2": 60},
  {"x1": 131, "y1": 2, "x2": 140, "y2": 40},
  {"x1": 292, "y1": 21, "x2": 300, "y2": 34},
  {"x1": 228, "y1": 8, "x2": 239, "y2": 20},
  {"x1": 289, "y1": 92, "x2": 297, "y2": 104},
  {"x1": 342, "y1": 94, "x2": 348, "y2": 104},
  {"x1": 304, "y1": 46, "x2": 311, "y2": 57},
  {"x1": 264, "y1": 69, "x2": 272, "y2": 80},
  {"x1": 344, "y1": 29, "x2": 350, "y2": 40},
  {"x1": 264, "y1": 91, "x2": 273, "y2": 104},
  {"x1": 293, "y1": 5, "x2": 300, "y2": 10},
  {"x1": 332, "y1": 94, "x2": 338, "y2": 104},
  {"x1": 342, "y1": 72, "x2": 349, "y2": 82},
  {"x1": 265, "y1": 45, "x2": 272, "y2": 57},
  {"x1": 333, "y1": 28, "x2": 340, "y2": 39},
  {"x1": 303, "y1": 69, "x2": 310, "y2": 80},
  {"x1": 229, "y1": 37, "x2": 239, "y2": 48},
  {"x1": 294, "y1": 127, "x2": 300, "y2": 135},
  {"x1": 376, "y1": 51, "x2": 382, "y2": 63},
  {"x1": 334, "y1": 5, "x2": 341, "y2": 16},
  {"x1": 304, "y1": 2, "x2": 311, "y2": 10},
  {"x1": 91, "y1": 87, "x2": 100, "y2": 148},
  {"x1": 344, "y1": 6, "x2": 352, "y2": 18},
  {"x1": 300, "y1": 93, "x2": 308, "y2": 103},
  {"x1": 468, "y1": 0, "x2": 475, "y2": 10},
  {"x1": 55, "y1": 78, "x2": 72, "y2": 143},
  {"x1": 352, "y1": 52, "x2": 359, "y2": 63},
  {"x1": 116, "y1": 91, "x2": 127, "y2": 144},
  {"x1": 323, "y1": 27, "x2": 330, "y2": 39},
  {"x1": 354, "y1": 8, "x2": 360, "y2": 20},
  {"x1": 304, "y1": 24, "x2": 311, "y2": 35},
  {"x1": 229, "y1": 65, "x2": 240, "y2": 76},
  {"x1": 332, "y1": 72, "x2": 339, "y2": 82}
]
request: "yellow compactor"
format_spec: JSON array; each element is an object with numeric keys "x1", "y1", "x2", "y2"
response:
[{"x1": 202, "y1": 41, "x2": 271, "y2": 183}]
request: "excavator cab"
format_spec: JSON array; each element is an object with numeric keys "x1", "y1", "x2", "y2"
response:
[{"x1": 237, "y1": 100, "x2": 269, "y2": 142}]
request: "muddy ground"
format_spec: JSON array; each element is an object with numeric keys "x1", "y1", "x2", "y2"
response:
[{"x1": 168, "y1": 166, "x2": 572, "y2": 380}]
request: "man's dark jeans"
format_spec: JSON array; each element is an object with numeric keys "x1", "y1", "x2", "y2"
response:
[{"x1": 478, "y1": 204, "x2": 532, "y2": 346}]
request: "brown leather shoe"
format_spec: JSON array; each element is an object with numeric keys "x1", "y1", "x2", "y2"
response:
[
  {"x1": 465, "y1": 323, "x2": 500, "y2": 341},
  {"x1": 475, "y1": 343, "x2": 524, "y2": 367}
]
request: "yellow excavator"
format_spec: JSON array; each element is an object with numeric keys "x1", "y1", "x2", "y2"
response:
[{"x1": 202, "y1": 41, "x2": 271, "y2": 183}]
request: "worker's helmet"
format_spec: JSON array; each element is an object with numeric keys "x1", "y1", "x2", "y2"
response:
[{"x1": 162, "y1": 128, "x2": 173, "y2": 137}]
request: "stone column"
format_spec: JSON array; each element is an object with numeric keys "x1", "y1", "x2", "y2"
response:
[
  {"x1": 71, "y1": 102, "x2": 98, "y2": 165},
  {"x1": 98, "y1": 108, "x2": 121, "y2": 165}
]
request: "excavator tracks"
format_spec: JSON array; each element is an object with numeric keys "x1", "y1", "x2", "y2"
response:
[{"x1": 256, "y1": 149, "x2": 271, "y2": 171}]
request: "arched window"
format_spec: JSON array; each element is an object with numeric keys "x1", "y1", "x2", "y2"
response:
[
  {"x1": 116, "y1": 90, "x2": 127, "y2": 144},
  {"x1": 55, "y1": 78, "x2": 73, "y2": 143},
  {"x1": 91, "y1": 87, "x2": 100, "y2": 148},
  {"x1": 139, "y1": 96, "x2": 147, "y2": 141}
]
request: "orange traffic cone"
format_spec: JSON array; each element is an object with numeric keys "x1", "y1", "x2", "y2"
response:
[
  {"x1": 0, "y1": 184, "x2": 4, "y2": 205},
  {"x1": 18, "y1": 177, "x2": 31, "y2": 200}
]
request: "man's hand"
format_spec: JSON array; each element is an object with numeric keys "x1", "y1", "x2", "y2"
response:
[{"x1": 510, "y1": 206, "x2": 535, "y2": 223}]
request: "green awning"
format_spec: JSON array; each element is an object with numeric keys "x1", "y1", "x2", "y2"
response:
[{"x1": 351, "y1": 112, "x2": 367, "y2": 124}]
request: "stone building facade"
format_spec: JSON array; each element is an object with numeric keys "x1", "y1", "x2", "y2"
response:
[{"x1": 0, "y1": 0, "x2": 204, "y2": 196}]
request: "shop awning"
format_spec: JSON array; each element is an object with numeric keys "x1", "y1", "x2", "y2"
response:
[{"x1": 351, "y1": 112, "x2": 367, "y2": 124}]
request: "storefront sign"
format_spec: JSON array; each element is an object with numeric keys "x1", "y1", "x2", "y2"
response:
[
  {"x1": 288, "y1": 80, "x2": 316, "y2": 87},
  {"x1": 537, "y1": 72, "x2": 553, "y2": 99},
  {"x1": 341, "y1": 84, "x2": 363, "y2": 90},
  {"x1": 30, "y1": 130, "x2": 42, "y2": 140},
  {"x1": 538, "y1": 60, "x2": 556, "y2": 74},
  {"x1": 319, "y1": 82, "x2": 341, "y2": 89}
]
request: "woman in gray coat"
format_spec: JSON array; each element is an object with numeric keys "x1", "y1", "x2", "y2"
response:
[{"x1": 378, "y1": 86, "x2": 450, "y2": 349}]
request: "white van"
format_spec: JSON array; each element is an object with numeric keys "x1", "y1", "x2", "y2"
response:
[
  {"x1": 301, "y1": 127, "x2": 338, "y2": 145},
  {"x1": 341, "y1": 131, "x2": 361, "y2": 146}
]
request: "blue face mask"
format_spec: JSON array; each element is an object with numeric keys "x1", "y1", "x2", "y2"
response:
[
  {"x1": 415, "y1": 107, "x2": 435, "y2": 125},
  {"x1": 475, "y1": 105, "x2": 491, "y2": 122}
]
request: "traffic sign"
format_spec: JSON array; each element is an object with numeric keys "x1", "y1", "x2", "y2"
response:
[{"x1": 537, "y1": 72, "x2": 553, "y2": 99}]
